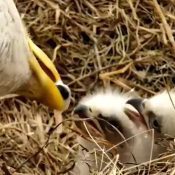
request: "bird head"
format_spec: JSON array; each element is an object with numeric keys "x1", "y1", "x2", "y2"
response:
[
  {"x1": 74, "y1": 89, "x2": 147, "y2": 144},
  {"x1": 126, "y1": 90, "x2": 175, "y2": 137},
  {"x1": 16, "y1": 38, "x2": 71, "y2": 111}
]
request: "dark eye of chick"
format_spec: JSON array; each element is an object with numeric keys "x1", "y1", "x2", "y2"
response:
[
  {"x1": 152, "y1": 119, "x2": 159, "y2": 128},
  {"x1": 147, "y1": 111, "x2": 161, "y2": 132},
  {"x1": 89, "y1": 108, "x2": 92, "y2": 112},
  {"x1": 149, "y1": 118, "x2": 161, "y2": 132}
]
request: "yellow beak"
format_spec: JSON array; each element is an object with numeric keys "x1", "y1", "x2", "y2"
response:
[
  {"x1": 26, "y1": 38, "x2": 66, "y2": 110},
  {"x1": 28, "y1": 38, "x2": 61, "y2": 82}
]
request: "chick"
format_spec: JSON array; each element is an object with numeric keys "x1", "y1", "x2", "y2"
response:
[
  {"x1": 74, "y1": 88, "x2": 161, "y2": 166},
  {"x1": 126, "y1": 90, "x2": 175, "y2": 137}
]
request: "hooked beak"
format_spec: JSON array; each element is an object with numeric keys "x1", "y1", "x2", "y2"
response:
[
  {"x1": 18, "y1": 38, "x2": 71, "y2": 111},
  {"x1": 126, "y1": 99, "x2": 143, "y2": 113},
  {"x1": 124, "y1": 98, "x2": 148, "y2": 129}
]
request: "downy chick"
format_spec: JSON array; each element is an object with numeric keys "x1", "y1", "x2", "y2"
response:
[
  {"x1": 74, "y1": 88, "x2": 160, "y2": 166},
  {"x1": 126, "y1": 90, "x2": 175, "y2": 137}
]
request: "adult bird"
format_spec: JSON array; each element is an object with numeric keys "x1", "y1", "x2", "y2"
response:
[
  {"x1": 126, "y1": 90, "x2": 175, "y2": 137},
  {"x1": 0, "y1": 0, "x2": 71, "y2": 111},
  {"x1": 74, "y1": 88, "x2": 163, "y2": 167}
]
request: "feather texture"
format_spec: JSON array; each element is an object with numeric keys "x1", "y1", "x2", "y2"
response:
[
  {"x1": 74, "y1": 88, "x2": 165, "y2": 168},
  {"x1": 0, "y1": 0, "x2": 31, "y2": 95}
]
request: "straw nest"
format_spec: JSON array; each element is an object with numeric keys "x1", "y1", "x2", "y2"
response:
[{"x1": 1, "y1": 0, "x2": 175, "y2": 174}]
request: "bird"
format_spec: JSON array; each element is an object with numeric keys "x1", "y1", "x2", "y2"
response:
[
  {"x1": 73, "y1": 88, "x2": 162, "y2": 167},
  {"x1": 126, "y1": 89, "x2": 175, "y2": 138},
  {"x1": 0, "y1": 0, "x2": 71, "y2": 111}
]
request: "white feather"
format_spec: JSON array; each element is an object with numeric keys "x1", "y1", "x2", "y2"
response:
[
  {"x1": 0, "y1": 0, "x2": 31, "y2": 95},
  {"x1": 143, "y1": 90, "x2": 175, "y2": 136},
  {"x1": 79, "y1": 89, "x2": 138, "y2": 129}
]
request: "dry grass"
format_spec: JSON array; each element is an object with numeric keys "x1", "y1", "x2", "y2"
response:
[{"x1": 1, "y1": 0, "x2": 175, "y2": 174}]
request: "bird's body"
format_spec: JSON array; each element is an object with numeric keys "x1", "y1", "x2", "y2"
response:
[
  {"x1": 0, "y1": 0, "x2": 31, "y2": 96},
  {"x1": 74, "y1": 88, "x2": 163, "y2": 168},
  {"x1": 0, "y1": 0, "x2": 71, "y2": 111},
  {"x1": 127, "y1": 90, "x2": 175, "y2": 137}
]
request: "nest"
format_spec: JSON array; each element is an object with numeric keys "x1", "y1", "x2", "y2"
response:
[{"x1": 1, "y1": 0, "x2": 175, "y2": 174}]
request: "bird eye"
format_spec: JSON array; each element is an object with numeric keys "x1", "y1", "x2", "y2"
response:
[
  {"x1": 149, "y1": 117, "x2": 161, "y2": 132},
  {"x1": 152, "y1": 120, "x2": 159, "y2": 128},
  {"x1": 89, "y1": 108, "x2": 92, "y2": 112},
  {"x1": 98, "y1": 113, "x2": 103, "y2": 118}
]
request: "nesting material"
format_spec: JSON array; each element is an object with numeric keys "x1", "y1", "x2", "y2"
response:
[{"x1": 1, "y1": 0, "x2": 175, "y2": 174}]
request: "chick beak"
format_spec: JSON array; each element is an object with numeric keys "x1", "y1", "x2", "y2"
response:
[
  {"x1": 124, "y1": 99, "x2": 148, "y2": 129},
  {"x1": 126, "y1": 98, "x2": 143, "y2": 114},
  {"x1": 74, "y1": 105, "x2": 104, "y2": 135}
]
